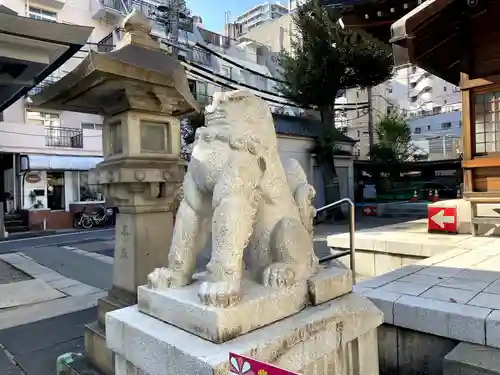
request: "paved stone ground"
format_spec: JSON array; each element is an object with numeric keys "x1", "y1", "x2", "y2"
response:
[{"x1": 0, "y1": 215, "x2": 421, "y2": 375}]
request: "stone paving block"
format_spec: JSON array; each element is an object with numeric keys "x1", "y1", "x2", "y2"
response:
[
  {"x1": 9, "y1": 260, "x2": 53, "y2": 276},
  {"x1": 435, "y1": 252, "x2": 491, "y2": 269},
  {"x1": 352, "y1": 285, "x2": 373, "y2": 294},
  {"x1": 363, "y1": 288, "x2": 402, "y2": 324},
  {"x1": 60, "y1": 283, "x2": 103, "y2": 296},
  {"x1": 358, "y1": 265, "x2": 425, "y2": 289},
  {"x1": 47, "y1": 277, "x2": 80, "y2": 290},
  {"x1": 444, "y1": 342, "x2": 500, "y2": 375},
  {"x1": 385, "y1": 240, "x2": 425, "y2": 257},
  {"x1": 419, "y1": 286, "x2": 478, "y2": 304},
  {"x1": 456, "y1": 269, "x2": 500, "y2": 283},
  {"x1": 0, "y1": 253, "x2": 27, "y2": 264},
  {"x1": 0, "y1": 279, "x2": 65, "y2": 309},
  {"x1": 397, "y1": 274, "x2": 444, "y2": 286},
  {"x1": 415, "y1": 266, "x2": 466, "y2": 278},
  {"x1": 438, "y1": 277, "x2": 492, "y2": 292},
  {"x1": 394, "y1": 295, "x2": 491, "y2": 344},
  {"x1": 484, "y1": 280, "x2": 500, "y2": 295},
  {"x1": 468, "y1": 292, "x2": 500, "y2": 310},
  {"x1": 471, "y1": 256, "x2": 500, "y2": 272},
  {"x1": 36, "y1": 272, "x2": 65, "y2": 283},
  {"x1": 414, "y1": 248, "x2": 471, "y2": 267},
  {"x1": 486, "y1": 310, "x2": 500, "y2": 348},
  {"x1": 379, "y1": 281, "x2": 432, "y2": 296}
]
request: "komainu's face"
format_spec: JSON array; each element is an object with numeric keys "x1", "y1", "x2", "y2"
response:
[{"x1": 204, "y1": 91, "x2": 274, "y2": 137}]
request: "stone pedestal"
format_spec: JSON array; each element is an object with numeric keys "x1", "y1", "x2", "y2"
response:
[{"x1": 106, "y1": 266, "x2": 384, "y2": 375}]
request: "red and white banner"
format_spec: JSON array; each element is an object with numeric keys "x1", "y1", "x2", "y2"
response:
[{"x1": 229, "y1": 353, "x2": 299, "y2": 375}]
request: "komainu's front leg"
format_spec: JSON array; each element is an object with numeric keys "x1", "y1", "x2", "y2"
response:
[
  {"x1": 148, "y1": 172, "x2": 211, "y2": 290},
  {"x1": 198, "y1": 153, "x2": 265, "y2": 307},
  {"x1": 264, "y1": 218, "x2": 318, "y2": 288}
]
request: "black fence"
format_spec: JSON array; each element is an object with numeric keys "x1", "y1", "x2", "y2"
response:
[{"x1": 45, "y1": 127, "x2": 84, "y2": 148}]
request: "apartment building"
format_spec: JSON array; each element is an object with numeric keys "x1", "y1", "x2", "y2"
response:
[
  {"x1": 234, "y1": 1, "x2": 289, "y2": 35},
  {"x1": 0, "y1": 0, "x2": 330, "y2": 228}
]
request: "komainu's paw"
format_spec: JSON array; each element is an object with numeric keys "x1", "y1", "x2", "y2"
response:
[
  {"x1": 147, "y1": 267, "x2": 191, "y2": 290},
  {"x1": 197, "y1": 281, "x2": 241, "y2": 308},
  {"x1": 262, "y1": 263, "x2": 296, "y2": 288}
]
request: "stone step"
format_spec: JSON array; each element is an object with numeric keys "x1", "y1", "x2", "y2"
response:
[
  {"x1": 97, "y1": 295, "x2": 124, "y2": 326},
  {"x1": 84, "y1": 321, "x2": 114, "y2": 375},
  {"x1": 444, "y1": 342, "x2": 500, "y2": 375}
]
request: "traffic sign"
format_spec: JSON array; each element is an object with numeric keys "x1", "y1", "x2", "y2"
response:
[
  {"x1": 363, "y1": 206, "x2": 377, "y2": 216},
  {"x1": 229, "y1": 353, "x2": 299, "y2": 375},
  {"x1": 428, "y1": 206, "x2": 457, "y2": 233}
]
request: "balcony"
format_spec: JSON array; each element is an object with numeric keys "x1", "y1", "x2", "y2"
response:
[
  {"x1": 45, "y1": 127, "x2": 83, "y2": 148},
  {"x1": 91, "y1": 0, "x2": 126, "y2": 21},
  {"x1": 0, "y1": 123, "x2": 102, "y2": 156}
]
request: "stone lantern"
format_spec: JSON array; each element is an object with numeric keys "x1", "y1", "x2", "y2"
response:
[{"x1": 31, "y1": 9, "x2": 199, "y2": 374}]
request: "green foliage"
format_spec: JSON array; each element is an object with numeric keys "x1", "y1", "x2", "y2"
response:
[
  {"x1": 277, "y1": 0, "x2": 394, "y2": 117},
  {"x1": 370, "y1": 114, "x2": 416, "y2": 163},
  {"x1": 310, "y1": 128, "x2": 351, "y2": 165}
]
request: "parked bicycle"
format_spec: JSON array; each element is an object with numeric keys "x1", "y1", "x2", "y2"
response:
[{"x1": 73, "y1": 205, "x2": 115, "y2": 229}]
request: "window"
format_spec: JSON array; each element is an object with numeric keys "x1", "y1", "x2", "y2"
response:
[
  {"x1": 27, "y1": 110, "x2": 60, "y2": 127},
  {"x1": 474, "y1": 92, "x2": 500, "y2": 154},
  {"x1": 441, "y1": 122, "x2": 452, "y2": 129},
  {"x1": 410, "y1": 96, "x2": 417, "y2": 103},
  {"x1": 81, "y1": 122, "x2": 103, "y2": 130},
  {"x1": 73, "y1": 171, "x2": 104, "y2": 202},
  {"x1": 356, "y1": 91, "x2": 360, "y2": 99},
  {"x1": 414, "y1": 127, "x2": 421, "y2": 134},
  {"x1": 427, "y1": 125, "x2": 431, "y2": 130},
  {"x1": 412, "y1": 66, "x2": 417, "y2": 73},
  {"x1": 444, "y1": 86, "x2": 447, "y2": 92},
  {"x1": 28, "y1": 7, "x2": 57, "y2": 22},
  {"x1": 410, "y1": 82, "x2": 417, "y2": 89},
  {"x1": 221, "y1": 66, "x2": 232, "y2": 79},
  {"x1": 356, "y1": 130, "x2": 360, "y2": 137}
]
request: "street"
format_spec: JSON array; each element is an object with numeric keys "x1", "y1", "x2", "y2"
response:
[{"x1": 0, "y1": 214, "x2": 421, "y2": 375}]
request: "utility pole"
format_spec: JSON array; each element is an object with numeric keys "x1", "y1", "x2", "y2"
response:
[{"x1": 367, "y1": 86, "x2": 374, "y2": 157}]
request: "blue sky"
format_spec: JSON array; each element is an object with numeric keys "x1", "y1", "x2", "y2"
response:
[{"x1": 186, "y1": 0, "x2": 265, "y2": 32}]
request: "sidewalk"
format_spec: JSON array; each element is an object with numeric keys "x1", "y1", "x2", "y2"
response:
[
  {"x1": 0, "y1": 251, "x2": 109, "y2": 375},
  {"x1": 0, "y1": 227, "x2": 110, "y2": 242}
]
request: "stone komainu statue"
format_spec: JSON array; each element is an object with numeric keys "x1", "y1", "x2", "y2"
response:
[{"x1": 148, "y1": 90, "x2": 318, "y2": 307}]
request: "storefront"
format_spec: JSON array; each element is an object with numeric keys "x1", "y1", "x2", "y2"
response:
[{"x1": 20, "y1": 154, "x2": 105, "y2": 229}]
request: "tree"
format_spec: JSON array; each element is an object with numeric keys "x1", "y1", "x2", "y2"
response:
[
  {"x1": 369, "y1": 114, "x2": 420, "y2": 190},
  {"x1": 370, "y1": 114, "x2": 417, "y2": 163},
  {"x1": 277, "y1": 0, "x2": 393, "y2": 208}
]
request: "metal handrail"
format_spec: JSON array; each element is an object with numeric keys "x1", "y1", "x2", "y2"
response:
[{"x1": 316, "y1": 198, "x2": 356, "y2": 284}]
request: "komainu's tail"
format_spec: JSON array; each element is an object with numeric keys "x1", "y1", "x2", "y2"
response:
[{"x1": 282, "y1": 158, "x2": 316, "y2": 236}]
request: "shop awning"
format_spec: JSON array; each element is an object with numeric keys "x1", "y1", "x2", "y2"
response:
[
  {"x1": 20, "y1": 154, "x2": 103, "y2": 171},
  {"x1": 0, "y1": 7, "x2": 93, "y2": 112}
]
